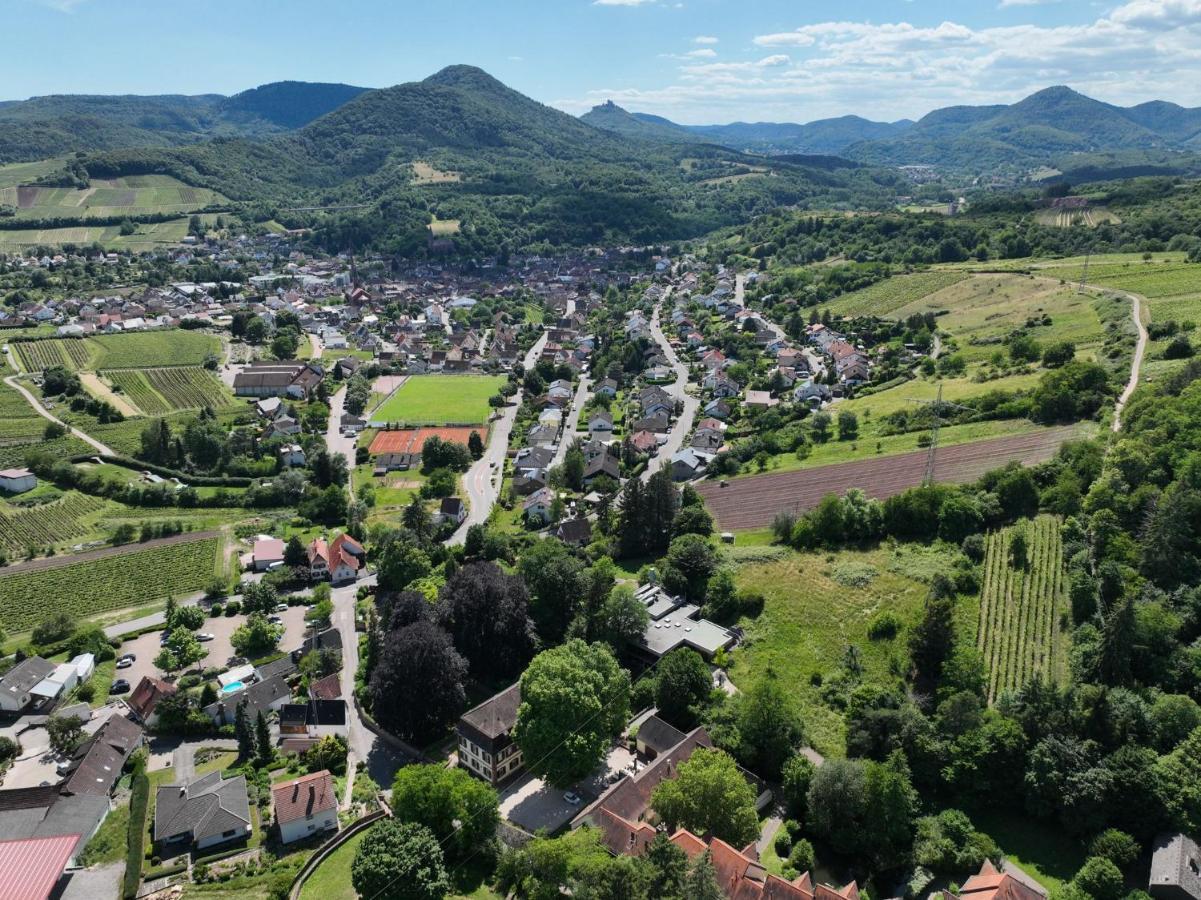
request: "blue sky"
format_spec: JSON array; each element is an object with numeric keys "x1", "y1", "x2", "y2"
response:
[{"x1": 6, "y1": 0, "x2": 1201, "y2": 123}]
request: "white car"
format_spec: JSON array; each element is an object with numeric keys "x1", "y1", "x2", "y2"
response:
[
  {"x1": 196, "y1": 633, "x2": 215, "y2": 642},
  {"x1": 116, "y1": 657, "x2": 133, "y2": 669}
]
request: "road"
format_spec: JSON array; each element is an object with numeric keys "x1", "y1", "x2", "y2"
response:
[
  {"x1": 1107, "y1": 289, "x2": 1148, "y2": 433},
  {"x1": 448, "y1": 331, "x2": 548, "y2": 545},
  {"x1": 643, "y1": 290, "x2": 699, "y2": 482},
  {"x1": 308, "y1": 331, "x2": 325, "y2": 361},
  {"x1": 3, "y1": 374, "x2": 115, "y2": 455},
  {"x1": 551, "y1": 372, "x2": 591, "y2": 469},
  {"x1": 325, "y1": 385, "x2": 357, "y2": 476},
  {"x1": 735, "y1": 271, "x2": 825, "y2": 377}
]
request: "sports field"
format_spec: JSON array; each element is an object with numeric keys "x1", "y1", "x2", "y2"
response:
[
  {"x1": 372, "y1": 375, "x2": 503, "y2": 425},
  {"x1": 368, "y1": 426, "x2": 480, "y2": 455}
]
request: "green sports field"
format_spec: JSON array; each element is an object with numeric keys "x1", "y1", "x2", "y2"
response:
[{"x1": 372, "y1": 375, "x2": 505, "y2": 425}]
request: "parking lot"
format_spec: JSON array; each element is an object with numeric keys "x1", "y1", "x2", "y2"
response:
[
  {"x1": 112, "y1": 605, "x2": 311, "y2": 694},
  {"x1": 500, "y1": 744, "x2": 635, "y2": 834}
]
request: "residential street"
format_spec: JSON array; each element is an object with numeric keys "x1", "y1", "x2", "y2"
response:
[
  {"x1": 643, "y1": 289, "x2": 698, "y2": 481},
  {"x1": 448, "y1": 330, "x2": 548, "y2": 545},
  {"x1": 325, "y1": 384, "x2": 357, "y2": 475},
  {"x1": 550, "y1": 371, "x2": 591, "y2": 469}
]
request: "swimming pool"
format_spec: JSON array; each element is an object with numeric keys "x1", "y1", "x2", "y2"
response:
[{"x1": 221, "y1": 681, "x2": 245, "y2": 694}]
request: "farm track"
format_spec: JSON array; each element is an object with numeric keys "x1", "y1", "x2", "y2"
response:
[{"x1": 697, "y1": 425, "x2": 1085, "y2": 531}]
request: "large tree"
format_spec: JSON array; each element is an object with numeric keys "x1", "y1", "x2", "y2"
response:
[
  {"x1": 518, "y1": 539, "x2": 584, "y2": 642},
  {"x1": 733, "y1": 670, "x2": 804, "y2": 779},
  {"x1": 351, "y1": 820, "x2": 450, "y2": 900},
  {"x1": 391, "y1": 764, "x2": 499, "y2": 859},
  {"x1": 437, "y1": 561, "x2": 536, "y2": 680},
  {"x1": 654, "y1": 648, "x2": 711, "y2": 729},
  {"x1": 515, "y1": 640, "x2": 630, "y2": 787},
  {"x1": 650, "y1": 748, "x2": 759, "y2": 847},
  {"x1": 807, "y1": 752, "x2": 917, "y2": 869},
  {"x1": 369, "y1": 620, "x2": 467, "y2": 743}
]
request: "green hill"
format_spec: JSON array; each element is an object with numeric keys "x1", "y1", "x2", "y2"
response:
[{"x1": 581, "y1": 101, "x2": 702, "y2": 144}]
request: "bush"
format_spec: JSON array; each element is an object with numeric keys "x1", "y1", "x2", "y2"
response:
[
  {"x1": 774, "y1": 829, "x2": 793, "y2": 857},
  {"x1": 1088, "y1": 829, "x2": 1139, "y2": 869},
  {"x1": 788, "y1": 838, "x2": 815, "y2": 873},
  {"x1": 1072, "y1": 857, "x2": 1124, "y2": 900},
  {"x1": 123, "y1": 767, "x2": 150, "y2": 899},
  {"x1": 224, "y1": 601, "x2": 241, "y2": 616},
  {"x1": 867, "y1": 610, "x2": 901, "y2": 640}
]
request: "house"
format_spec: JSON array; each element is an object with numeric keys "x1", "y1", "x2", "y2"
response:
[
  {"x1": 628, "y1": 430, "x2": 660, "y2": 454},
  {"x1": 703, "y1": 398, "x2": 731, "y2": 420},
  {"x1": 457, "y1": 683, "x2": 523, "y2": 786},
  {"x1": 272, "y1": 771, "x2": 339, "y2": 845},
  {"x1": 743, "y1": 390, "x2": 779, "y2": 411},
  {"x1": 554, "y1": 518, "x2": 593, "y2": 547},
  {"x1": 439, "y1": 497, "x2": 467, "y2": 526},
  {"x1": 309, "y1": 673, "x2": 342, "y2": 701},
  {"x1": 670, "y1": 449, "x2": 705, "y2": 481},
  {"x1": 154, "y1": 772, "x2": 252, "y2": 852},
  {"x1": 0, "y1": 834, "x2": 82, "y2": 900},
  {"x1": 0, "y1": 467, "x2": 37, "y2": 494},
  {"x1": 673, "y1": 831, "x2": 856, "y2": 900},
  {"x1": 203, "y1": 677, "x2": 291, "y2": 726},
  {"x1": 956, "y1": 859, "x2": 1047, "y2": 900},
  {"x1": 0, "y1": 657, "x2": 56, "y2": 712},
  {"x1": 307, "y1": 538, "x2": 330, "y2": 579},
  {"x1": 587, "y1": 410, "x2": 614, "y2": 434},
  {"x1": 583, "y1": 453, "x2": 621, "y2": 485},
  {"x1": 60, "y1": 714, "x2": 143, "y2": 797},
  {"x1": 279, "y1": 444, "x2": 306, "y2": 468},
  {"x1": 1150, "y1": 834, "x2": 1201, "y2": 900},
  {"x1": 595, "y1": 378, "x2": 618, "y2": 398},
  {"x1": 277, "y1": 699, "x2": 348, "y2": 741},
  {"x1": 329, "y1": 533, "x2": 364, "y2": 584},
  {"x1": 523, "y1": 488, "x2": 555, "y2": 525},
  {"x1": 794, "y1": 381, "x2": 832, "y2": 407},
  {"x1": 233, "y1": 361, "x2": 322, "y2": 399},
  {"x1": 252, "y1": 538, "x2": 285, "y2": 572},
  {"x1": 634, "y1": 714, "x2": 685, "y2": 759},
  {"x1": 127, "y1": 676, "x2": 178, "y2": 727},
  {"x1": 631, "y1": 410, "x2": 671, "y2": 435}
]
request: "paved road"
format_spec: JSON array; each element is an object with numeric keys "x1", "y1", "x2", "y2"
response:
[
  {"x1": 1107, "y1": 289, "x2": 1148, "y2": 433},
  {"x1": 448, "y1": 331, "x2": 548, "y2": 545},
  {"x1": 736, "y1": 271, "x2": 826, "y2": 379},
  {"x1": 643, "y1": 289, "x2": 699, "y2": 482},
  {"x1": 551, "y1": 372, "x2": 591, "y2": 469},
  {"x1": 325, "y1": 385, "x2": 357, "y2": 479},
  {"x1": 3, "y1": 374, "x2": 115, "y2": 455}
]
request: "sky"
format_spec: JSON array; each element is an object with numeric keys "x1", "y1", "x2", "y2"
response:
[{"x1": 4, "y1": 0, "x2": 1201, "y2": 124}]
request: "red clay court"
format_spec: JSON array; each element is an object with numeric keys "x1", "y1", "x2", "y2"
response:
[{"x1": 369, "y1": 426, "x2": 481, "y2": 455}]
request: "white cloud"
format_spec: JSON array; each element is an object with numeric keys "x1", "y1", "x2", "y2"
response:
[
  {"x1": 558, "y1": 0, "x2": 1201, "y2": 123},
  {"x1": 684, "y1": 48, "x2": 717, "y2": 58},
  {"x1": 693, "y1": 35, "x2": 719, "y2": 44}
]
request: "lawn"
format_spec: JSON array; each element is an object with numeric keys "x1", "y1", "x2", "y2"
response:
[
  {"x1": 963, "y1": 805, "x2": 1085, "y2": 893},
  {"x1": 373, "y1": 375, "x2": 504, "y2": 425},
  {"x1": 729, "y1": 544, "x2": 965, "y2": 756},
  {"x1": 77, "y1": 802, "x2": 130, "y2": 866},
  {"x1": 299, "y1": 828, "x2": 369, "y2": 900}
]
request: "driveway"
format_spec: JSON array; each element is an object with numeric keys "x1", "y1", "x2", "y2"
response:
[
  {"x1": 54, "y1": 862, "x2": 123, "y2": 900},
  {"x1": 2, "y1": 704, "x2": 122, "y2": 789},
  {"x1": 500, "y1": 744, "x2": 635, "y2": 834}
]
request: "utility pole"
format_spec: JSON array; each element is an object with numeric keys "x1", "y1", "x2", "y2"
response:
[
  {"x1": 1078, "y1": 248, "x2": 1092, "y2": 294},
  {"x1": 908, "y1": 383, "x2": 974, "y2": 487}
]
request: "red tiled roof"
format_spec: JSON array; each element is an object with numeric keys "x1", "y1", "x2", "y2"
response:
[
  {"x1": 959, "y1": 860, "x2": 1045, "y2": 900},
  {"x1": 310, "y1": 673, "x2": 342, "y2": 700},
  {"x1": 127, "y1": 676, "x2": 177, "y2": 720},
  {"x1": 0, "y1": 834, "x2": 80, "y2": 900},
  {"x1": 272, "y1": 770, "x2": 337, "y2": 826}
]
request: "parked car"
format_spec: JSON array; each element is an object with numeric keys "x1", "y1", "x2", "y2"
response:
[
  {"x1": 159, "y1": 631, "x2": 173, "y2": 646},
  {"x1": 267, "y1": 615, "x2": 282, "y2": 625},
  {"x1": 274, "y1": 603, "x2": 289, "y2": 612},
  {"x1": 116, "y1": 657, "x2": 133, "y2": 669},
  {"x1": 111, "y1": 679, "x2": 130, "y2": 694},
  {"x1": 196, "y1": 633, "x2": 215, "y2": 642},
  {"x1": 563, "y1": 791, "x2": 581, "y2": 806}
]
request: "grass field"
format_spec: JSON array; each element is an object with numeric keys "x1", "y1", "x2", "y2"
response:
[
  {"x1": 411, "y1": 161, "x2": 462, "y2": 184},
  {"x1": 298, "y1": 827, "x2": 370, "y2": 900},
  {"x1": 373, "y1": 375, "x2": 504, "y2": 425},
  {"x1": 977, "y1": 515, "x2": 1069, "y2": 703},
  {"x1": 0, "y1": 364, "x2": 92, "y2": 467},
  {"x1": 0, "y1": 218, "x2": 203, "y2": 252},
  {"x1": 0, "y1": 535, "x2": 221, "y2": 632},
  {"x1": 429, "y1": 217, "x2": 462, "y2": 235},
  {"x1": 105, "y1": 366, "x2": 234, "y2": 414},
  {"x1": 823, "y1": 271, "x2": 971, "y2": 317},
  {"x1": 729, "y1": 544, "x2": 964, "y2": 755},
  {"x1": 91, "y1": 330, "x2": 221, "y2": 369},
  {"x1": 0, "y1": 174, "x2": 225, "y2": 220}
]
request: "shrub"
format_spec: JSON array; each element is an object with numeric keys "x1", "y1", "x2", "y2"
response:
[
  {"x1": 867, "y1": 611, "x2": 902, "y2": 640},
  {"x1": 224, "y1": 601, "x2": 241, "y2": 616},
  {"x1": 774, "y1": 829, "x2": 793, "y2": 856},
  {"x1": 1088, "y1": 829, "x2": 1139, "y2": 869},
  {"x1": 788, "y1": 838, "x2": 815, "y2": 873},
  {"x1": 1072, "y1": 857, "x2": 1124, "y2": 900},
  {"x1": 122, "y1": 767, "x2": 150, "y2": 899}
]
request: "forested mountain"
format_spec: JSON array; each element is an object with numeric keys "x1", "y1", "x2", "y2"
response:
[
  {"x1": 580, "y1": 101, "x2": 705, "y2": 144},
  {"x1": 0, "y1": 81, "x2": 368, "y2": 163},
  {"x1": 845, "y1": 86, "x2": 1201, "y2": 171},
  {"x1": 65, "y1": 66, "x2": 900, "y2": 256}
]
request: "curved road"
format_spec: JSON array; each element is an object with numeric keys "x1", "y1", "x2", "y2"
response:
[
  {"x1": 643, "y1": 289, "x2": 699, "y2": 482},
  {"x1": 3, "y1": 374, "x2": 115, "y2": 456},
  {"x1": 1106, "y1": 289, "x2": 1148, "y2": 433}
]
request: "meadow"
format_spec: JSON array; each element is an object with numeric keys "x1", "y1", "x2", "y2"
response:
[
  {"x1": 977, "y1": 515, "x2": 1069, "y2": 703},
  {"x1": 0, "y1": 535, "x2": 222, "y2": 632},
  {"x1": 822, "y1": 270, "x2": 971, "y2": 317},
  {"x1": 373, "y1": 374, "x2": 504, "y2": 425},
  {"x1": 12, "y1": 329, "x2": 220, "y2": 372}
]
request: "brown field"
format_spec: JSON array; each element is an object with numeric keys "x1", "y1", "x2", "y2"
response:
[
  {"x1": 697, "y1": 425, "x2": 1084, "y2": 531},
  {"x1": 411, "y1": 161, "x2": 462, "y2": 185},
  {"x1": 369, "y1": 425, "x2": 480, "y2": 455}
]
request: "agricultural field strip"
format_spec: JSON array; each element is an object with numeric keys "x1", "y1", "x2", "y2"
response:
[
  {"x1": 0, "y1": 492, "x2": 108, "y2": 554},
  {"x1": 823, "y1": 270, "x2": 972, "y2": 317},
  {"x1": 11, "y1": 331, "x2": 221, "y2": 373},
  {"x1": 12, "y1": 338, "x2": 93, "y2": 372},
  {"x1": 698, "y1": 425, "x2": 1085, "y2": 531},
  {"x1": 977, "y1": 516, "x2": 1066, "y2": 703},
  {"x1": 0, "y1": 534, "x2": 221, "y2": 632},
  {"x1": 104, "y1": 366, "x2": 233, "y2": 414}
]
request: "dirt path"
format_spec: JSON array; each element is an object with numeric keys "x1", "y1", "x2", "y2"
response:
[
  {"x1": 1106, "y1": 289, "x2": 1148, "y2": 433},
  {"x1": 79, "y1": 371, "x2": 139, "y2": 416},
  {"x1": 2, "y1": 373, "x2": 116, "y2": 455}
]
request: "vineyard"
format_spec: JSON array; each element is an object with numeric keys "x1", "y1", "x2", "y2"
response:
[
  {"x1": 90, "y1": 330, "x2": 221, "y2": 369},
  {"x1": 824, "y1": 271, "x2": 971, "y2": 317},
  {"x1": 0, "y1": 535, "x2": 222, "y2": 632},
  {"x1": 13, "y1": 338, "x2": 93, "y2": 372},
  {"x1": 106, "y1": 366, "x2": 234, "y2": 414},
  {"x1": 977, "y1": 515, "x2": 1069, "y2": 704},
  {"x1": 0, "y1": 492, "x2": 108, "y2": 555},
  {"x1": 0, "y1": 374, "x2": 91, "y2": 467}
]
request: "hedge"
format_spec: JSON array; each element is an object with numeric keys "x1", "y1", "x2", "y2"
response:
[
  {"x1": 123, "y1": 769, "x2": 150, "y2": 899},
  {"x1": 142, "y1": 862, "x2": 188, "y2": 881},
  {"x1": 97, "y1": 454, "x2": 254, "y2": 488},
  {"x1": 193, "y1": 845, "x2": 248, "y2": 867}
]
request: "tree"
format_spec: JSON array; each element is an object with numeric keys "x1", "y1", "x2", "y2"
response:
[
  {"x1": 369, "y1": 620, "x2": 467, "y2": 743},
  {"x1": 235, "y1": 701, "x2": 254, "y2": 760},
  {"x1": 651, "y1": 748, "x2": 759, "y2": 847},
  {"x1": 378, "y1": 536, "x2": 432, "y2": 593},
  {"x1": 654, "y1": 649, "x2": 711, "y2": 729},
  {"x1": 351, "y1": 820, "x2": 450, "y2": 900},
  {"x1": 171, "y1": 605, "x2": 206, "y2": 631},
  {"x1": 734, "y1": 671, "x2": 804, "y2": 779},
  {"x1": 1088, "y1": 829, "x2": 1139, "y2": 869},
  {"x1": 437, "y1": 562, "x2": 536, "y2": 680},
  {"x1": 255, "y1": 710, "x2": 272, "y2": 765},
  {"x1": 391, "y1": 764, "x2": 499, "y2": 859},
  {"x1": 303, "y1": 735, "x2": 349, "y2": 775},
  {"x1": 231, "y1": 613, "x2": 283, "y2": 658},
  {"x1": 912, "y1": 809, "x2": 1000, "y2": 874},
  {"x1": 284, "y1": 536, "x2": 307, "y2": 568},
  {"x1": 837, "y1": 410, "x2": 859, "y2": 441},
  {"x1": 660, "y1": 533, "x2": 718, "y2": 601},
  {"x1": 518, "y1": 540, "x2": 584, "y2": 642},
  {"x1": 683, "y1": 852, "x2": 723, "y2": 900},
  {"x1": 468, "y1": 430, "x2": 485, "y2": 460},
  {"x1": 46, "y1": 715, "x2": 83, "y2": 755},
  {"x1": 155, "y1": 629, "x2": 205, "y2": 674},
  {"x1": 564, "y1": 442, "x2": 586, "y2": 491},
  {"x1": 1072, "y1": 857, "x2": 1124, "y2": 900},
  {"x1": 32, "y1": 612, "x2": 75, "y2": 646},
  {"x1": 672, "y1": 504, "x2": 713, "y2": 538},
  {"x1": 594, "y1": 584, "x2": 650, "y2": 652},
  {"x1": 1042, "y1": 340, "x2": 1077, "y2": 368},
  {"x1": 241, "y1": 581, "x2": 281, "y2": 615},
  {"x1": 780, "y1": 753, "x2": 816, "y2": 820},
  {"x1": 910, "y1": 576, "x2": 956, "y2": 688},
  {"x1": 1154, "y1": 725, "x2": 1201, "y2": 833},
  {"x1": 807, "y1": 753, "x2": 917, "y2": 869},
  {"x1": 515, "y1": 640, "x2": 630, "y2": 787}
]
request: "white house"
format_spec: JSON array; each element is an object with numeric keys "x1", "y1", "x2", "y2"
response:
[
  {"x1": 522, "y1": 488, "x2": 554, "y2": 525},
  {"x1": 272, "y1": 771, "x2": 338, "y2": 845},
  {"x1": 279, "y1": 444, "x2": 306, "y2": 467},
  {"x1": 0, "y1": 468, "x2": 37, "y2": 494}
]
